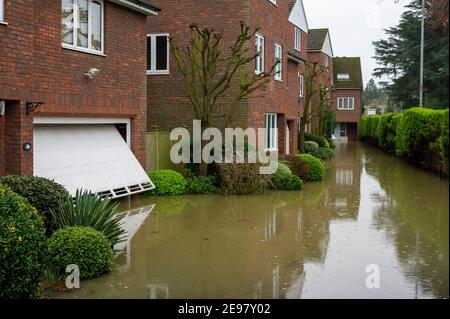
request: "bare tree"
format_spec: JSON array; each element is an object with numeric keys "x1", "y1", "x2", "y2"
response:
[{"x1": 170, "y1": 22, "x2": 278, "y2": 175}]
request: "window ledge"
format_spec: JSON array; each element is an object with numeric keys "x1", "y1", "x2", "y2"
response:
[
  {"x1": 0, "y1": 21, "x2": 7, "y2": 26},
  {"x1": 62, "y1": 44, "x2": 106, "y2": 57},
  {"x1": 147, "y1": 71, "x2": 170, "y2": 76},
  {"x1": 274, "y1": 78, "x2": 284, "y2": 82}
]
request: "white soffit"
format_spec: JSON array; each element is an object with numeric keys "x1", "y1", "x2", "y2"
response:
[
  {"x1": 289, "y1": 0, "x2": 309, "y2": 33},
  {"x1": 322, "y1": 32, "x2": 334, "y2": 57},
  {"x1": 33, "y1": 124, "x2": 154, "y2": 198}
]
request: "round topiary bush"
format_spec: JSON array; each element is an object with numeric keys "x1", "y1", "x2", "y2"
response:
[
  {"x1": 312, "y1": 147, "x2": 336, "y2": 161},
  {"x1": 48, "y1": 226, "x2": 113, "y2": 279},
  {"x1": 148, "y1": 170, "x2": 187, "y2": 196},
  {"x1": 304, "y1": 141, "x2": 319, "y2": 154},
  {"x1": 284, "y1": 155, "x2": 310, "y2": 181},
  {"x1": 298, "y1": 154, "x2": 325, "y2": 181},
  {"x1": 282, "y1": 175, "x2": 303, "y2": 191},
  {"x1": 0, "y1": 187, "x2": 47, "y2": 299},
  {"x1": 0, "y1": 176, "x2": 69, "y2": 234}
]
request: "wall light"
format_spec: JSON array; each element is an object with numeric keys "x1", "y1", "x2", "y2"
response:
[
  {"x1": 23, "y1": 143, "x2": 32, "y2": 152},
  {"x1": 84, "y1": 68, "x2": 100, "y2": 80}
]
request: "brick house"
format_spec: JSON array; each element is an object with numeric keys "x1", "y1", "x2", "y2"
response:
[
  {"x1": 146, "y1": 0, "x2": 310, "y2": 156},
  {"x1": 331, "y1": 57, "x2": 363, "y2": 141},
  {"x1": 0, "y1": 0, "x2": 160, "y2": 197},
  {"x1": 306, "y1": 28, "x2": 334, "y2": 135}
]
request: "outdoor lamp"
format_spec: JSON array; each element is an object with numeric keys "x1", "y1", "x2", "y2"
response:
[{"x1": 22, "y1": 143, "x2": 32, "y2": 152}]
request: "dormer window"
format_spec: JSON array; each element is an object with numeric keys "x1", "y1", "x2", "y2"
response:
[{"x1": 337, "y1": 73, "x2": 350, "y2": 81}]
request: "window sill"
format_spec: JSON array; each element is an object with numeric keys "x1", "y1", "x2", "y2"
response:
[
  {"x1": 264, "y1": 148, "x2": 279, "y2": 153},
  {"x1": 337, "y1": 109, "x2": 355, "y2": 111},
  {"x1": 62, "y1": 44, "x2": 106, "y2": 57},
  {"x1": 147, "y1": 71, "x2": 170, "y2": 76},
  {"x1": 274, "y1": 78, "x2": 283, "y2": 82},
  {"x1": 0, "y1": 21, "x2": 7, "y2": 26}
]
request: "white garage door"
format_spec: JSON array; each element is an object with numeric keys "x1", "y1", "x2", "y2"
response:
[{"x1": 34, "y1": 124, "x2": 154, "y2": 198}]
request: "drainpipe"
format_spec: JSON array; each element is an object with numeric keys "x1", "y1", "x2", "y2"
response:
[{"x1": 419, "y1": 0, "x2": 425, "y2": 107}]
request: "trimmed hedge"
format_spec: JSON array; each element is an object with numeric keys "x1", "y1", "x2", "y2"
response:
[
  {"x1": 186, "y1": 176, "x2": 217, "y2": 194},
  {"x1": 0, "y1": 176, "x2": 69, "y2": 234},
  {"x1": 48, "y1": 226, "x2": 113, "y2": 279},
  {"x1": 304, "y1": 141, "x2": 319, "y2": 154},
  {"x1": 282, "y1": 175, "x2": 304, "y2": 191},
  {"x1": 298, "y1": 154, "x2": 325, "y2": 182},
  {"x1": 148, "y1": 170, "x2": 187, "y2": 196},
  {"x1": 304, "y1": 132, "x2": 329, "y2": 148},
  {"x1": 361, "y1": 108, "x2": 449, "y2": 169},
  {"x1": 0, "y1": 187, "x2": 47, "y2": 299}
]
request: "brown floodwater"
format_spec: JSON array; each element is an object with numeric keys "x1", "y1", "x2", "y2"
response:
[{"x1": 51, "y1": 142, "x2": 449, "y2": 299}]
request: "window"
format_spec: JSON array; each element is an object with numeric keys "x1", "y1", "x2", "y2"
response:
[
  {"x1": 337, "y1": 73, "x2": 350, "y2": 81},
  {"x1": 0, "y1": 0, "x2": 4, "y2": 22},
  {"x1": 265, "y1": 113, "x2": 278, "y2": 151},
  {"x1": 255, "y1": 34, "x2": 264, "y2": 74},
  {"x1": 274, "y1": 44, "x2": 282, "y2": 81},
  {"x1": 62, "y1": 0, "x2": 104, "y2": 54},
  {"x1": 299, "y1": 74, "x2": 305, "y2": 97},
  {"x1": 337, "y1": 97, "x2": 355, "y2": 110},
  {"x1": 324, "y1": 55, "x2": 329, "y2": 68},
  {"x1": 340, "y1": 123, "x2": 347, "y2": 137},
  {"x1": 147, "y1": 34, "x2": 169, "y2": 75},
  {"x1": 294, "y1": 27, "x2": 301, "y2": 51}
]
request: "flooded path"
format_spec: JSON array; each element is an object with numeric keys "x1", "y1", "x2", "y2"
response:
[{"x1": 52, "y1": 142, "x2": 449, "y2": 299}]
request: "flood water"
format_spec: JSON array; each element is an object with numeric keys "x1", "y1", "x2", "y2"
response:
[{"x1": 52, "y1": 142, "x2": 449, "y2": 299}]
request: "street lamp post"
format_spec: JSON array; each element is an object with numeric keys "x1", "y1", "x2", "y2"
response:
[{"x1": 419, "y1": 0, "x2": 425, "y2": 107}]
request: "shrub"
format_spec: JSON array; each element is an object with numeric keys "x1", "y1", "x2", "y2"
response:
[
  {"x1": 270, "y1": 162, "x2": 292, "y2": 190},
  {"x1": 148, "y1": 170, "x2": 187, "y2": 196},
  {"x1": 0, "y1": 176, "x2": 69, "y2": 234},
  {"x1": 186, "y1": 176, "x2": 217, "y2": 194},
  {"x1": 313, "y1": 147, "x2": 336, "y2": 161},
  {"x1": 51, "y1": 190, "x2": 126, "y2": 247},
  {"x1": 327, "y1": 138, "x2": 336, "y2": 150},
  {"x1": 284, "y1": 155, "x2": 310, "y2": 181},
  {"x1": 0, "y1": 187, "x2": 47, "y2": 299},
  {"x1": 304, "y1": 132, "x2": 329, "y2": 148},
  {"x1": 48, "y1": 226, "x2": 113, "y2": 279},
  {"x1": 304, "y1": 141, "x2": 319, "y2": 154},
  {"x1": 217, "y1": 162, "x2": 270, "y2": 195},
  {"x1": 437, "y1": 110, "x2": 449, "y2": 168},
  {"x1": 282, "y1": 175, "x2": 303, "y2": 191},
  {"x1": 298, "y1": 154, "x2": 325, "y2": 181}
]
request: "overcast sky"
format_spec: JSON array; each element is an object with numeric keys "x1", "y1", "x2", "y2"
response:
[{"x1": 303, "y1": 0, "x2": 408, "y2": 87}]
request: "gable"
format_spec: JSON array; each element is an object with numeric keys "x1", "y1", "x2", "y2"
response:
[
  {"x1": 288, "y1": 0, "x2": 309, "y2": 33},
  {"x1": 322, "y1": 32, "x2": 334, "y2": 57}
]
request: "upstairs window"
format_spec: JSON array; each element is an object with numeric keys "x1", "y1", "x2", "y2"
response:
[
  {"x1": 324, "y1": 55, "x2": 329, "y2": 68},
  {"x1": 0, "y1": 0, "x2": 4, "y2": 22},
  {"x1": 299, "y1": 74, "x2": 305, "y2": 97},
  {"x1": 62, "y1": 0, "x2": 104, "y2": 54},
  {"x1": 274, "y1": 44, "x2": 282, "y2": 81},
  {"x1": 337, "y1": 73, "x2": 350, "y2": 81},
  {"x1": 294, "y1": 27, "x2": 301, "y2": 51},
  {"x1": 337, "y1": 97, "x2": 355, "y2": 110},
  {"x1": 147, "y1": 34, "x2": 170, "y2": 75},
  {"x1": 255, "y1": 34, "x2": 265, "y2": 74}
]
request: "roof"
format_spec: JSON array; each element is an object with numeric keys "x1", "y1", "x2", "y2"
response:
[
  {"x1": 333, "y1": 57, "x2": 363, "y2": 89},
  {"x1": 288, "y1": 0, "x2": 297, "y2": 15},
  {"x1": 308, "y1": 28, "x2": 329, "y2": 51}
]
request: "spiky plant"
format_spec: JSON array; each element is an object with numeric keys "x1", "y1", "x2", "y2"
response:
[{"x1": 51, "y1": 190, "x2": 126, "y2": 247}]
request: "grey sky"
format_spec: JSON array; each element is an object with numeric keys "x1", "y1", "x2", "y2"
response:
[{"x1": 303, "y1": 0, "x2": 408, "y2": 87}]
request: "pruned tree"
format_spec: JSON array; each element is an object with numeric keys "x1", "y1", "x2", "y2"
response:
[
  {"x1": 170, "y1": 22, "x2": 278, "y2": 175},
  {"x1": 298, "y1": 62, "x2": 330, "y2": 153}
]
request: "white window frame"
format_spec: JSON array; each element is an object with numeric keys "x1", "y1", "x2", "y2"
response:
[
  {"x1": 324, "y1": 54, "x2": 329, "y2": 68},
  {"x1": 274, "y1": 43, "x2": 282, "y2": 81},
  {"x1": 337, "y1": 97, "x2": 355, "y2": 110},
  {"x1": 62, "y1": 0, "x2": 105, "y2": 55},
  {"x1": 268, "y1": 0, "x2": 277, "y2": 5},
  {"x1": 0, "y1": 0, "x2": 5, "y2": 23},
  {"x1": 337, "y1": 73, "x2": 350, "y2": 81},
  {"x1": 147, "y1": 33, "x2": 170, "y2": 75},
  {"x1": 299, "y1": 74, "x2": 305, "y2": 98},
  {"x1": 255, "y1": 34, "x2": 265, "y2": 75},
  {"x1": 294, "y1": 27, "x2": 301, "y2": 51},
  {"x1": 265, "y1": 113, "x2": 278, "y2": 151}
]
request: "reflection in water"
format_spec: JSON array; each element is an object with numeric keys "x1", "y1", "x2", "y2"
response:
[{"x1": 50, "y1": 143, "x2": 449, "y2": 299}]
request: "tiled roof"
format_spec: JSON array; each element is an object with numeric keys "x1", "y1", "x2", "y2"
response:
[
  {"x1": 307, "y1": 28, "x2": 329, "y2": 51},
  {"x1": 333, "y1": 57, "x2": 363, "y2": 89},
  {"x1": 288, "y1": 0, "x2": 297, "y2": 14}
]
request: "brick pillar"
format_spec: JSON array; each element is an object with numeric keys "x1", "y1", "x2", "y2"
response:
[
  {"x1": 277, "y1": 114, "x2": 286, "y2": 156},
  {"x1": 5, "y1": 101, "x2": 33, "y2": 176}
]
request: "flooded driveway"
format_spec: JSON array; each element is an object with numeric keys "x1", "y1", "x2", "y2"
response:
[{"x1": 53, "y1": 142, "x2": 449, "y2": 299}]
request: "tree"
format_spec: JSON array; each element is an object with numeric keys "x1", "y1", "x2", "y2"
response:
[
  {"x1": 298, "y1": 62, "x2": 329, "y2": 153},
  {"x1": 373, "y1": 0, "x2": 449, "y2": 109},
  {"x1": 170, "y1": 22, "x2": 278, "y2": 175}
]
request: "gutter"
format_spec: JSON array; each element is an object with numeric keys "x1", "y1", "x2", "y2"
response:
[
  {"x1": 288, "y1": 50, "x2": 306, "y2": 64},
  {"x1": 108, "y1": 0, "x2": 161, "y2": 16}
]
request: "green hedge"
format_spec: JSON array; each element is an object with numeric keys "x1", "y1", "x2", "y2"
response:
[
  {"x1": 360, "y1": 108, "x2": 449, "y2": 168},
  {"x1": 0, "y1": 187, "x2": 47, "y2": 299},
  {"x1": 298, "y1": 154, "x2": 325, "y2": 182},
  {"x1": 148, "y1": 170, "x2": 187, "y2": 196},
  {"x1": 304, "y1": 132, "x2": 329, "y2": 148}
]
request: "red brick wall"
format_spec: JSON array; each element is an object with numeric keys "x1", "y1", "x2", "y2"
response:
[
  {"x1": 0, "y1": 1, "x2": 148, "y2": 175},
  {"x1": 332, "y1": 89, "x2": 362, "y2": 123}
]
